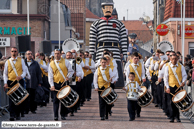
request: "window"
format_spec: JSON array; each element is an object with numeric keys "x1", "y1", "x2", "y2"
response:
[{"x1": 0, "y1": 0, "x2": 11, "y2": 13}]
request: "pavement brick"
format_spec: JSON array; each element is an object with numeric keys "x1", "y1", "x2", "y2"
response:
[{"x1": 1, "y1": 89, "x2": 194, "y2": 129}]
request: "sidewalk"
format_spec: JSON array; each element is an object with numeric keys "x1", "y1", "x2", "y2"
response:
[{"x1": 1, "y1": 89, "x2": 194, "y2": 129}]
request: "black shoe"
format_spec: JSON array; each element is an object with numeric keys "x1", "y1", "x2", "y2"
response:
[
  {"x1": 87, "y1": 99, "x2": 90, "y2": 101},
  {"x1": 31, "y1": 111, "x2": 36, "y2": 114},
  {"x1": 101, "y1": 117, "x2": 105, "y2": 120},
  {"x1": 176, "y1": 118, "x2": 181, "y2": 122},
  {"x1": 70, "y1": 112, "x2": 74, "y2": 116},
  {"x1": 61, "y1": 116, "x2": 66, "y2": 120},
  {"x1": 54, "y1": 117, "x2": 58, "y2": 121},
  {"x1": 129, "y1": 118, "x2": 135, "y2": 121},
  {"x1": 10, "y1": 117, "x2": 14, "y2": 121},
  {"x1": 106, "y1": 115, "x2": 108, "y2": 119},
  {"x1": 21, "y1": 114, "x2": 25, "y2": 117},
  {"x1": 109, "y1": 110, "x2": 112, "y2": 116},
  {"x1": 77, "y1": 107, "x2": 81, "y2": 110},
  {"x1": 169, "y1": 119, "x2": 174, "y2": 122},
  {"x1": 155, "y1": 105, "x2": 159, "y2": 107},
  {"x1": 137, "y1": 114, "x2": 140, "y2": 117},
  {"x1": 16, "y1": 117, "x2": 21, "y2": 120}
]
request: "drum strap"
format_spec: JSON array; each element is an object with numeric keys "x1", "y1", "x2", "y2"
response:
[
  {"x1": 100, "y1": 67, "x2": 108, "y2": 82},
  {"x1": 169, "y1": 63, "x2": 181, "y2": 86},
  {"x1": 9, "y1": 58, "x2": 18, "y2": 76},
  {"x1": 54, "y1": 60, "x2": 66, "y2": 80},
  {"x1": 131, "y1": 63, "x2": 141, "y2": 82}
]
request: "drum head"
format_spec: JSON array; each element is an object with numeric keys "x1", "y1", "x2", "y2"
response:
[
  {"x1": 138, "y1": 86, "x2": 147, "y2": 97},
  {"x1": 101, "y1": 87, "x2": 112, "y2": 97},
  {"x1": 173, "y1": 90, "x2": 187, "y2": 103},
  {"x1": 7, "y1": 83, "x2": 20, "y2": 95},
  {"x1": 57, "y1": 86, "x2": 71, "y2": 99}
]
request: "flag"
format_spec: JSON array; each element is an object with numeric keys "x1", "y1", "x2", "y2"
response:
[{"x1": 176, "y1": 0, "x2": 183, "y2": 4}]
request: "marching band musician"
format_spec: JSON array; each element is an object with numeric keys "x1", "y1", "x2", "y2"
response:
[
  {"x1": 94, "y1": 57, "x2": 116, "y2": 120},
  {"x1": 123, "y1": 72, "x2": 142, "y2": 121},
  {"x1": 65, "y1": 51, "x2": 83, "y2": 116},
  {"x1": 3, "y1": 47, "x2": 27, "y2": 121},
  {"x1": 153, "y1": 51, "x2": 165, "y2": 109},
  {"x1": 48, "y1": 49, "x2": 74, "y2": 121},
  {"x1": 125, "y1": 52, "x2": 146, "y2": 117},
  {"x1": 39, "y1": 53, "x2": 50, "y2": 106},
  {"x1": 164, "y1": 54, "x2": 187, "y2": 123},
  {"x1": 83, "y1": 51, "x2": 95, "y2": 101}
]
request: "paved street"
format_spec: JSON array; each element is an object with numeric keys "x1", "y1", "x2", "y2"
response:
[{"x1": 1, "y1": 89, "x2": 194, "y2": 129}]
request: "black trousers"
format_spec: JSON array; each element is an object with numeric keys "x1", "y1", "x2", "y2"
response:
[
  {"x1": 151, "y1": 75, "x2": 158, "y2": 104},
  {"x1": 7, "y1": 80, "x2": 24, "y2": 118},
  {"x1": 75, "y1": 81, "x2": 81, "y2": 109},
  {"x1": 157, "y1": 81, "x2": 164, "y2": 108},
  {"x1": 80, "y1": 77, "x2": 86, "y2": 103},
  {"x1": 52, "y1": 82, "x2": 69, "y2": 118},
  {"x1": 127, "y1": 100, "x2": 137, "y2": 119},
  {"x1": 42, "y1": 75, "x2": 50, "y2": 103},
  {"x1": 25, "y1": 88, "x2": 37, "y2": 113},
  {"x1": 85, "y1": 73, "x2": 93, "y2": 99},
  {"x1": 167, "y1": 86, "x2": 180, "y2": 119},
  {"x1": 98, "y1": 87, "x2": 109, "y2": 117}
]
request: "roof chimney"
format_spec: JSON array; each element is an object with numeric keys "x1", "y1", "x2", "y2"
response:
[{"x1": 123, "y1": 16, "x2": 125, "y2": 21}]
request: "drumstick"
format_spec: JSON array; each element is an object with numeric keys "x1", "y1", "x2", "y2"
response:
[
  {"x1": 61, "y1": 73, "x2": 71, "y2": 87},
  {"x1": 97, "y1": 90, "x2": 104, "y2": 92},
  {"x1": 102, "y1": 76, "x2": 115, "y2": 86},
  {"x1": 54, "y1": 89, "x2": 59, "y2": 92},
  {"x1": 10, "y1": 80, "x2": 18, "y2": 85},
  {"x1": 170, "y1": 93, "x2": 178, "y2": 99}
]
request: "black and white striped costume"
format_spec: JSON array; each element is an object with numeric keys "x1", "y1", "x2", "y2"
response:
[
  {"x1": 89, "y1": 17, "x2": 127, "y2": 87},
  {"x1": 89, "y1": 17, "x2": 128, "y2": 62}
]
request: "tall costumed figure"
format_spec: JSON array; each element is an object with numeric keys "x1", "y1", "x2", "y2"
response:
[{"x1": 89, "y1": 2, "x2": 128, "y2": 87}]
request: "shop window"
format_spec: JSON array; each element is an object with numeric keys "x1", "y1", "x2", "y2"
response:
[{"x1": 0, "y1": 0, "x2": 11, "y2": 13}]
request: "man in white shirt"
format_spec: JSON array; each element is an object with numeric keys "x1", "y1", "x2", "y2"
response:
[
  {"x1": 48, "y1": 49, "x2": 74, "y2": 121},
  {"x1": 164, "y1": 54, "x2": 187, "y2": 122},
  {"x1": 3, "y1": 47, "x2": 27, "y2": 121}
]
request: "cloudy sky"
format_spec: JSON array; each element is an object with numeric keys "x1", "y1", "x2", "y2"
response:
[{"x1": 114, "y1": 0, "x2": 154, "y2": 20}]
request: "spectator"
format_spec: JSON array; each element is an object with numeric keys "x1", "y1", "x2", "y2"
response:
[
  {"x1": 176, "y1": 51, "x2": 182, "y2": 64},
  {"x1": 127, "y1": 33, "x2": 139, "y2": 56}
]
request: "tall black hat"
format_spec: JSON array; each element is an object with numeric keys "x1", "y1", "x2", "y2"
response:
[{"x1": 101, "y1": 2, "x2": 114, "y2": 7}]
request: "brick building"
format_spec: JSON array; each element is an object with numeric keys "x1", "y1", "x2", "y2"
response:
[
  {"x1": 0, "y1": 0, "x2": 50, "y2": 57},
  {"x1": 159, "y1": 0, "x2": 194, "y2": 57}
]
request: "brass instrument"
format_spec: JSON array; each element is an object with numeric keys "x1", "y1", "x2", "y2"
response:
[{"x1": 76, "y1": 57, "x2": 82, "y2": 64}]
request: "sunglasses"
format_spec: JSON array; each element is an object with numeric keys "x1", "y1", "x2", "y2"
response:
[
  {"x1": 55, "y1": 49, "x2": 60, "y2": 51},
  {"x1": 85, "y1": 54, "x2": 89, "y2": 56},
  {"x1": 167, "y1": 54, "x2": 169, "y2": 56},
  {"x1": 11, "y1": 51, "x2": 17, "y2": 52}
]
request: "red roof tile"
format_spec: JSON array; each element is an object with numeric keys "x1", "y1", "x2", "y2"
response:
[
  {"x1": 122, "y1": 20, "x2": 153, "y2": 31},
  {"x1": 122, "y1": 20, "x2": 153, "y2": 43},
  {"x1": 86, "y1": 8, "x2": 99, "y2": 19},
  {"x1": 164, "y1": 0, "x2": 194, "y2": 21}
]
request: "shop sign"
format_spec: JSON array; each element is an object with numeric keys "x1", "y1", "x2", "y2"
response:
[
  {"x1": 0, "y1": 27, "x2": 31, "y2": 35},
  {"x1": 156, "y1": 24, "x2": 169, "y2": 36},
  {"x1": 0, "y1": 37, "x2": 10, "y2": 47},
  {"x1": 180, "y1": 25, "x2": 194, "y2": 38}
]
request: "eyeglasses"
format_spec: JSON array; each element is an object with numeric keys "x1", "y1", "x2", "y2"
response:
[
  {"x1": 55, "y1": 49, "x2": 60, "y2": 51},
  {"x1": 11, "y1": 51, "x2": 17, "y2": 53}
]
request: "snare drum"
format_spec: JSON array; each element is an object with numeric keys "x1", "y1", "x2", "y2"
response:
[
  {"x1": 172, "y1": 90, "x2": 194, "y2": 112},
  {"x1": 57, "y1": 85, "x2": 79, "y2": 108},
  {"x1": 101, "y1": 87, "x2": 118, "y2": 105},
  {"x1": 138, "y1": 86, "x2": 153, "y2": 107},
  {"x1": 7, "y1": 83, "x2": 29, "y2": 105}
]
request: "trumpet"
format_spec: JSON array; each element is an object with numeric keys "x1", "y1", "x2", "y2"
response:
[{"x1": 76, "y1": 57, "x2": 82, "y2": 64}]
